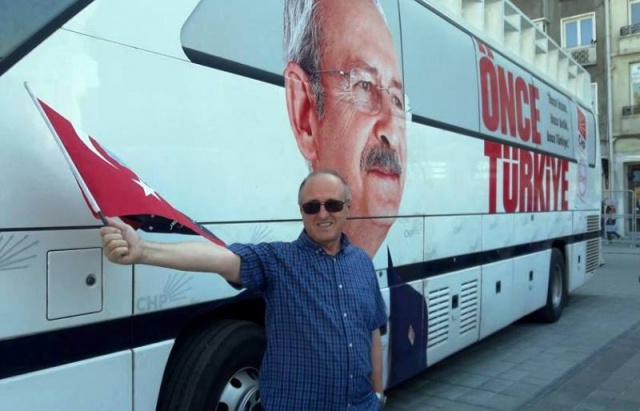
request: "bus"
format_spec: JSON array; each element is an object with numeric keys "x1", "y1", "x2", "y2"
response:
[{"x1": 0, "y1": 0, "x2": 601, "y2": 409}]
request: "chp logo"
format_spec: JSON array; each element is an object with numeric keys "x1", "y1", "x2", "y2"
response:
[
  {"x1": 577, "y1": 107, "x2": 587, "y2": 152},
  {"x1": 576, "y1": 106, "x2": 588, "y2": 199},
  {"x1": 136, "y1": 272, "x2": 193, "y2": 312}
]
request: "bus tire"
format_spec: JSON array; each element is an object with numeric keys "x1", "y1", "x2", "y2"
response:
[
  {"x1": 156, "y1": 320, "x2": 266, "y2": 411},
  {"x1": 534, "y1": 248, "x2": 566, "y2": 323}
]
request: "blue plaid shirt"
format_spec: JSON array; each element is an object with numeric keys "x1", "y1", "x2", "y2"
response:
[{"x1": 228, "y1": 231, "x2": 387, "y2": 411}]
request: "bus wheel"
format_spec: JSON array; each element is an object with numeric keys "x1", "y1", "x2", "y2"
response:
[
  {"x1": 534, "y1": 248, "x2": 566, "y2": 323},
  {"x1": 157, "y1": 320, "x2": 266, "y2": 411}
]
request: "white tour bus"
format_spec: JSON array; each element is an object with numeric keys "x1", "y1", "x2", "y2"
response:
[{"x1": 0, "y1": 0, "x2": 601, "y2": 410}]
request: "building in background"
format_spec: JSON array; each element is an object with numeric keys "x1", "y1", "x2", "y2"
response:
[
  {"x1": 611, "y1": 0, "x2": 640, "y2": 230},
  {"x1": 513, "y1": 0, "x2": 640, "y2": 235}
]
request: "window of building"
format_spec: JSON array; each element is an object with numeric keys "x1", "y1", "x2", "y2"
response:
[
  {"x1": 631, "y1": 0, "x2": 640, "y2": 25},
  {"x1": 532, "y1": 18, "x2": 547, "y2": 33},
  {"x1": 631, "y1": 63, "x2": 640, "y2": 106},
  {"x1": 591, "y1": 83, "x2": 598, "y2": 114},
  {"x1": 561, "y1": 13, "x2": 595, "y2": 48}
]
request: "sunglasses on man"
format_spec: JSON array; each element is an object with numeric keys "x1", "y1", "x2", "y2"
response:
[{"x1": 300, "y1": 199, "x2": 348, "y2": 215}]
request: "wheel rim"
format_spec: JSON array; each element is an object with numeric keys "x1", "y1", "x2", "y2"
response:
[
  {"x1": 551, "y1": 263, "x2": 563, "y2": 308},
  {"x1": 216, "y1": 367, "x2": 260, "y2": 411}
]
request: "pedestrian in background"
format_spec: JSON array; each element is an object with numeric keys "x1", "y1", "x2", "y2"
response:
[{"x1": 605, "y1": 205, "x2": 621, "y2": 241}]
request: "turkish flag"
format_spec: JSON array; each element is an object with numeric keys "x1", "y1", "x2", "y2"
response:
[{"x1": 27, "y1": 89, "x2": 225, "y2": 247}]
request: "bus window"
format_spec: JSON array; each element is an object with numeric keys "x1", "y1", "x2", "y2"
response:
[
  {"x1": 0, "y1": 0, "x2": 81, "y2": 67},
  {"x1": 180, "y1": 0, "x2": 403, "y2": 88},
  {"x1": 181, "y1": 0, "x2": 285, "y2": 85},
  {"x1": 399, "y1": 0, "x2": 479, "y2": 132}
]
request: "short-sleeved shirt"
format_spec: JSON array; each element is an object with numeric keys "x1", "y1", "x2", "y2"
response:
[{"x1": 228, "y1": 231, "x2": 387, "y2": 411}]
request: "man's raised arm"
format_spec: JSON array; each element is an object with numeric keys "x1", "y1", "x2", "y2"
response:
[{"x1": 100, "y1": 218, "x2": 241, "y2": 284}]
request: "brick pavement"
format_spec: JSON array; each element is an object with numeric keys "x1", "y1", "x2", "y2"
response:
[
  {"x1": 522, "y1": 321, "x2": 640, "y2": 410},
  {"x1": 384, "y1": 244, "x2": 640, "y2": 410}
]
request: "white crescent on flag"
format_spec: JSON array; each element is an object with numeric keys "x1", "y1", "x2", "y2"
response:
[
  {"x1": 24, "y1": 82, "x2": 226, "y2": 247},
  {"x1": 74, "y1": 126, "x2": 119, "y2": 170}
]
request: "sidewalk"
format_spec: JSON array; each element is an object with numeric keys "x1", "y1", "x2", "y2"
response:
[
  {"x1": 601, "y1": 240, "x2": 640, "y2": 255},
  {"x1": 384, "y1": 245, "x2": 640, "y2": 411},
  {"x1": 521, "y1": 321, "x2": 640, "y2": 410},
  {"x1": 522, "y1": 246, "x2": 640, "y2": 410}
]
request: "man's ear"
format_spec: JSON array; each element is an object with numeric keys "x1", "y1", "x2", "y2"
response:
[{"x1": 284, "y1": 61, "x2": 318, "y2": 162}]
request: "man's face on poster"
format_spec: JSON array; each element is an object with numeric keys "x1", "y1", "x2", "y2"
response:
[{"x1": 288, "y1": 0, "x2": 407, "y2": 224}]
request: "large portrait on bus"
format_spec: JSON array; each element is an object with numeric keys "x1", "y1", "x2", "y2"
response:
[
  {"x1": 180, "y1": 0, "x2": 431, "y2": 387},
  {"x1": 181, "y1": 0, "x2": 409, "y2": 261},
  {"x1": 176, "y1": 0, "x2": 599, "y2": 388}
]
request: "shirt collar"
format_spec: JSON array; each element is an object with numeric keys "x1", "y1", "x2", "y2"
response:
[{"x1": 295, "y1": 230, "x2": 352, "y2": 255}]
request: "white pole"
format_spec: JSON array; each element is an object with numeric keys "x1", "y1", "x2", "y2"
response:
[
  {"x1": 24, "y1": 82, "x2": 107, "y2": 225},
  {"x1": 605, "y1": 0, "x2": 615, "y2": 195}
]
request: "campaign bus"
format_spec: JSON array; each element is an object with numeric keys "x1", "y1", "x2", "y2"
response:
[{"x1": 0, "y1": 0, "x2": 601, "y2": 409}]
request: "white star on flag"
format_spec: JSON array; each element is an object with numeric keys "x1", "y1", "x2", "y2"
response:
[
  {"x1": 25, "y1": 84, "x2": 226, "y2": 247},
  {"x1": 133, "y1": 178, "x2": 160, "y2": 199}
]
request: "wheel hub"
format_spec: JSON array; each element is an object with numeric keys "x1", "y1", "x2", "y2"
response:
[{"x1": 216, "y1": 367, "x2": 260, "y2": 411}]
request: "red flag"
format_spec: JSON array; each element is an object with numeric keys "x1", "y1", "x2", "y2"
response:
[{"x1": 26, "y1": 86, "x2": 225, "y2": 247}]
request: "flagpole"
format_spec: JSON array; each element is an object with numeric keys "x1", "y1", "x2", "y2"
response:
[
  {"x1": 96, "y1": 212, "x2": 108, "y2": 226},
  {"x1": 24, "y1": 82, "x2": 108, "y2": 226}
]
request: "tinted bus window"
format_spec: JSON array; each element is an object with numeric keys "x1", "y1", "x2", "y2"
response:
[
  {"x1": 180, "y1": 0, "x2": 403, "y2": 86},
  {"x1": 0, "y1": 0, "x2": 79, "y2": 62}
]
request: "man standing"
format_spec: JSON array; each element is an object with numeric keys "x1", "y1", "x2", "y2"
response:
[
  {"x1": 101, "y1": 170, "x2": 387, "y2": 410},
  {"x1": 283, "y1": 0, "x2": 427, "y2": 387}
]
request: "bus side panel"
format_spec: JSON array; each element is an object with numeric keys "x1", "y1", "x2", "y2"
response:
[
  {"x1": 424, "y1": 215, "x2": 482, "y2": 261},
  {"x1": 63, "y1": 0, "x2": 201, "y2": 61},
  {"x1": 131, "y1": 221, "x2": 302, "y2": 315},
  {"x1": 0, "y1": 229, "x2": 131, "y2": 341},
  {"x1": 482, "y1": 214, "x2": 515, "y2": 250},
  {"x1": 549, "y1": 211, "x2": 574, "y2": 238},
  {"x1": 425, "y1": 267, "x2": 481, "y2": 367},
  {"x1": 513, "y1": 250, "x2": 551, "y2": 317},
  {"x1": 480, "y1": 259, "x2": 516, "y2": 340},
  {"x1": 2, "y1": 29, "x2": 304, "y2": 230},
  {"x1": 133, "y1": 341, "x2": 174, "y2": 411},
  {"x1": 567, "y1": 241, "x2": 587, "y2": 293},
  {"x1": 372, "y1": 217, "x2": 425, "y2": 272},
  {"x1": 0, "y1": 352, "x2": 131, "y2": 411}
]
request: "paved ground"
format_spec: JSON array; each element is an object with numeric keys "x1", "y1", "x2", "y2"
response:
[{"x1": 384, "y1": 243, "x2": 640, "y2": 410}]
